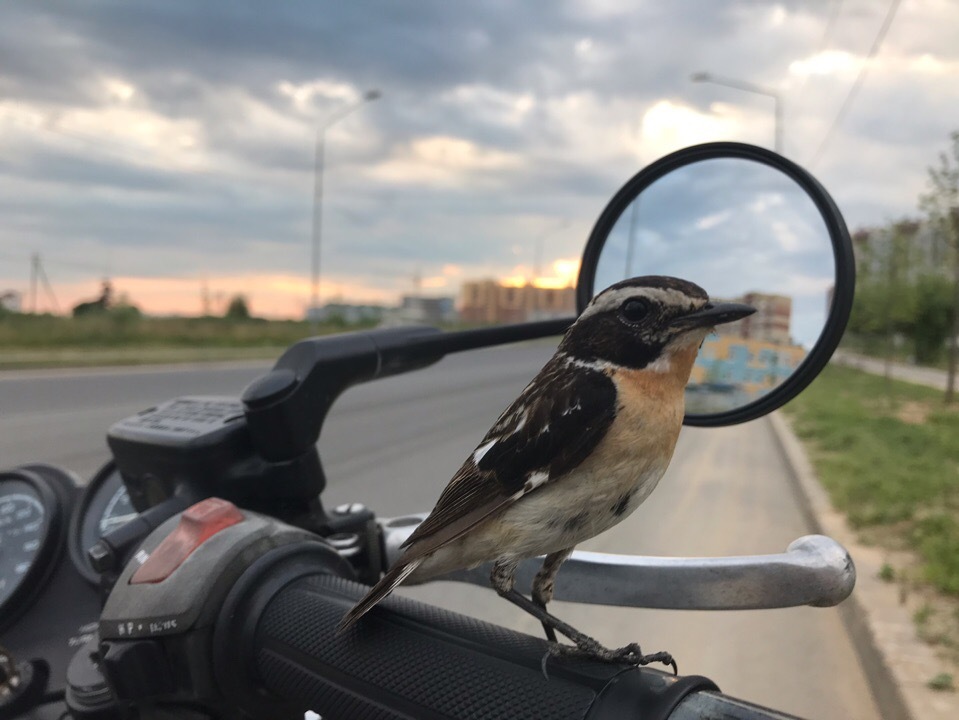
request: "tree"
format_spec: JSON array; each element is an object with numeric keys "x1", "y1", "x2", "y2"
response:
[
  {"x1": 72, "y1": 280, "x2": 113, "y2": 317},
  {"x1": 225, "y1": 294, "x2": 251, "y2": 320},
  {"x1": 846, "y1": 222, "x2": 919, "y2": 357},
  {"x1": 913, "y1": 275, "x2": 953, "y2": 364},
  {"x1": 919, "y1": 131, "x2": 959, "y2": 403}
]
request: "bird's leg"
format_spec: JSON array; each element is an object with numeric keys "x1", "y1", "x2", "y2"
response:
[
  {"x1": 531, "y1": 548, "x2": 574, "y2": 643},
  {"x1": 490, "y1": 559, "x2": 676, "y2": 673}
]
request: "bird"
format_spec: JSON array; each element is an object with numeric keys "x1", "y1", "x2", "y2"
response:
[{"x1": 339, "y1": 275, "x2": 755, "y2": 669}]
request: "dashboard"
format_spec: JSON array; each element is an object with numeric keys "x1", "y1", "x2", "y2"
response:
[{"x1": 1, "y1": 461, "x2": 140, "y2": 709}]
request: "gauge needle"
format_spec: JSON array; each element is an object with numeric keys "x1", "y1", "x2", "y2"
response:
[{"x1": 101, "y1": 513, "x2": 139, "y2": 534}]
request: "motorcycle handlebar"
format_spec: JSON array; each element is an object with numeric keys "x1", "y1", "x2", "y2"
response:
[{"x1": 212, "y1": 543, "x2": 801, "y2": 720}]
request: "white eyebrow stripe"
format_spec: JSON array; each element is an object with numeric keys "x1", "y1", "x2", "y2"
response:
[{"x1": 578, "y1": 286, "x2": 700, "y2": 320}]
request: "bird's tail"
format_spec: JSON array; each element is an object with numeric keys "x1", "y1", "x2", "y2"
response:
[{"x1": 337, "y1": 557, "x2": 424, "y2": 632}]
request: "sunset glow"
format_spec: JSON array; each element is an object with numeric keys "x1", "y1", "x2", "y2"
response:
[{"x1": 37, "y1": 261, "x2": 580, "y2": 319}]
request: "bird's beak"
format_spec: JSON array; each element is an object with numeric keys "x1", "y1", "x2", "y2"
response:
[{"x1": 670, "y1": 302, "x2": 756, "y2": 330}]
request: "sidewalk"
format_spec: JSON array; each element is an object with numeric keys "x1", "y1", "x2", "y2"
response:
[
  {"x1": 833, "y1": 351, "x2": 951, "y2": 391},
  {"x1": 770, "y1": 411, "x2": 958, "y2": 720}
]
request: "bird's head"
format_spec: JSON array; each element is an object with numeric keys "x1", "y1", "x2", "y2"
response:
[{"x1": 561, "y1": 276, "x2": 755, "y2": 373}]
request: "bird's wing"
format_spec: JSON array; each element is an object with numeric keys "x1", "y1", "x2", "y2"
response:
[
  {"x1": 398, "y1": 357, "x2": 617, "y2": 560},
  {"x1": 338, "y1": 358, "x2": 617, "y2": 631}
]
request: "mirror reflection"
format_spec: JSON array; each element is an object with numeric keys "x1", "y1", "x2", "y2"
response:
[{"x1": 594, "y1": 158, "x2": 834, "y2": 414}]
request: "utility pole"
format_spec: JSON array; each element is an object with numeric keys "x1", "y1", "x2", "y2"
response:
[
  {"x1": 30, "y1": 253, "x2": 60, "y2": 314},
  {"x1": 30, "y1": 253, "x2": 38, "y2": 313},
  {"x1": 310, "y1": 89, "x2": 381, "y2": 326},
  {"x1": 691, "y1": 72, "x2": 783, "y2": 155}
]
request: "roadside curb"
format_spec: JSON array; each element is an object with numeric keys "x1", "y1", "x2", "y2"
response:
[{"x1": 768, "y1": 411, "x2": 957, "y2": 720}]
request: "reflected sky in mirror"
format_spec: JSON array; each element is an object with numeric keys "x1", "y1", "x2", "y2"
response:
[{"x1": 593, "y1": 158, "x2": 834, "y2": 413}]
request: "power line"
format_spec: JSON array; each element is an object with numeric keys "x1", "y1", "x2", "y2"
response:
[
  {"x1": 810, "y1": 0, "x2": 902, "y2": 166},
  {"x1": 816, "y1": 0, "x2": 845, "y2": 57},
  {"x1": 793, "y1": 0, "x2": 845, "y2": 110}
]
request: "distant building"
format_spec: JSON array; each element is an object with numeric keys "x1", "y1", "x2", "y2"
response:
[
  {"x1": 305, "y1": 303, "x2": 385, "y2": 324},
  {"x1": 715, "y1": 291, "x2": 792, "y2": 345},
  {"x1": 383, "y1": 295, "x2": 456, "y2": 326},
  {"x1": 853, "y1": 219, "x2": 948, "y2": 280},
  {"x1": 0, "y1": 290, "x2": 21, "y2": 313},
  {"x1": 459, "y1": 280, "x2": 576, "y2": 324}
]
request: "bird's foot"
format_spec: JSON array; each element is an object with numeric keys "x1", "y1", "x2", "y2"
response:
[
  {"x1": 549, "y1": 640, "x2": 677, "y2": 674},
  {"x1": 533, "y1": 598, "x2": 558, "y2": 643}
]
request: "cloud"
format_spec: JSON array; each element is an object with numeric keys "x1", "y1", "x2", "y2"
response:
[
  {"x1": 1, "y1": 0, "x2": 957, "y2": 317},
  {"x1": 367, "y1": 135, "x2": 524, "y2": 187}
]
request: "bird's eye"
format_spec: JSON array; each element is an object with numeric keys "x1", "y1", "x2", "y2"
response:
[{"x1": 620, "y1": 298, "x2": 650, "y2": 323}]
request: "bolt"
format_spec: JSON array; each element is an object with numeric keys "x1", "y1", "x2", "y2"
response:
[{"x1": 88, "y1": 541, "x2": 115, "y2": 573}]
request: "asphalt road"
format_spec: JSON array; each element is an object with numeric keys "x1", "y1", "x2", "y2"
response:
[{"x1": 0, "y1": 346, "x2": 881, "y2": 719}]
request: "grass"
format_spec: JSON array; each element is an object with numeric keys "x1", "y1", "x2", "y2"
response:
[
  {"x1": 0, "y1": 313, "x2": 368, "y2": 349},
  {"x1": 927, "y1": 673, "x2": 955, "y2": 692},
  {"x1": 784, "y1": 365, "x2": 959, "y2": 596},
  {"x1": 0, "y1": 313, "x2": 381, "y2": 368}
]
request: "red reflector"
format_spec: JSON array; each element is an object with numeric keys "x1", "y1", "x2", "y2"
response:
[{"x1": 131, "y1": 498, "x2": 244, "y2": 584}]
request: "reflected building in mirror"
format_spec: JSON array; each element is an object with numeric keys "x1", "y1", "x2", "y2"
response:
[
  {"x1": 713, "y1": 292, "x2": 792, "y2": 344},
  {"x1": 688, "y1": 291, "x2": 806, "y2": 413}
]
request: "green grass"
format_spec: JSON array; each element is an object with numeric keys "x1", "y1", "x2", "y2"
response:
[
  {"x1": 0, "y1": 313, "x2": 370, "y2": 349},
  {"x1": 785, "y1": 365, "x2": 959, "y2": 596},
  {"x1": 0, "y1": 313, "x2": 386, "y2": 368},
  {"x1": 927, "y1": 673, "x2": 955, "y2": 692}
]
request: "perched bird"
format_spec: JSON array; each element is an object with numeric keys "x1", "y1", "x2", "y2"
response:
[{"x1": 339, "y1": 276, "x2": 754, "y2": 668}]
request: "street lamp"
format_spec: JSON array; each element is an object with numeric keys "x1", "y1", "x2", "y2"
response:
[
  {"x1": 532, "y1": 218, "x2": 569, "y2": 280},
  {"x1": 311, "y1": 89, "x2": 381, "y2": 321},
  {"x1": 691, "y1": 72, "x2": 783, "y2": 155}
]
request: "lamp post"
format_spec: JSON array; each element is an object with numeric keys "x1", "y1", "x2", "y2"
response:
[
  {"x1": 310, "y1": 89, "x2": 381, "y2": 322},
  {"x1": 532, "y1": 218, "x2": 569, "y2": 280},
  {"x1": 691, "y1": 72, "x2": 783, "y2": 155}
]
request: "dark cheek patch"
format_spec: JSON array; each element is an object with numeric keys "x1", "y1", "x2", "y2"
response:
[{"x1": 565, "y1": 315, "x2": 664, "y2": 370}]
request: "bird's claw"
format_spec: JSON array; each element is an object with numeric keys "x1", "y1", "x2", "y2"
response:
[{"x1": 547, "y1": 641, "x2": 677, "y2": 675}]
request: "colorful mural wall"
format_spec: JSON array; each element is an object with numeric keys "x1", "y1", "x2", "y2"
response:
[{"x1": 690, "y1": 335, "x2": 807, "y2": 399}]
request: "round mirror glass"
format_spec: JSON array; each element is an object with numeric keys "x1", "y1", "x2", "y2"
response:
[{"x1": 578, "y1": 143, "x2": 853, "y2": 426}]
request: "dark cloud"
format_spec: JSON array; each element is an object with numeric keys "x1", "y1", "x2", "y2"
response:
[{"x1": 1, "y1": 0, "x2": 956, "y2": 313}]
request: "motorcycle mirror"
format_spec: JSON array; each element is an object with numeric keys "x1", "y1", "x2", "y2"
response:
[{"x1": 576, "y1": 142, "x2": 854, "y2": 427}]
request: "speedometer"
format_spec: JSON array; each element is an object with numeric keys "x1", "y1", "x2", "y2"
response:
[
  {"x1": 69, "y1": 462, "x2": 140, "y2": 584},
  {"x1": 0, "y1": 468, "x2": 73, "y2": 633}
]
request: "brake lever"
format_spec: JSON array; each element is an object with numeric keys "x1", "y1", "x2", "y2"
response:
[{"x1": 379, "y1": 514, "x2": 855, "y2": 610}]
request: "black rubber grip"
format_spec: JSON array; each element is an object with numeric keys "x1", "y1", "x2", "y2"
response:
[{"x1": 214, "y1": 543, "x2": 719, "y2": 720}]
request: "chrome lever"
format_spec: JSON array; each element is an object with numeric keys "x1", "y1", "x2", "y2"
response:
[{"x1": 379, "y1": 514, "x2": 855, "y2": 610}]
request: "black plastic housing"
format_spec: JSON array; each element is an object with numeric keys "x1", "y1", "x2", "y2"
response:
[
  {"x1": 107, "y1": 396, "x2": 324, "y2": 513},
  {"x1": 213, "y1": 551, "x2": 720, "y2": 720},
  {"x1": 241, "y1": 322, "x2": 572, "y2": 465},
  {"x1": 575, "y1": 141, "x2": 855, "y2": 427},
  {"x1": 106, "y1": 322, "x2": 572, "y2": 530}
]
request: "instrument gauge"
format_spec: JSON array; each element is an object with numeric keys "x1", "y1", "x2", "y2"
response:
[
  {"x1": 0, "y1": 468, "x2": 73, "y2": 633},
  {"x1": 69, "y1": 462, "x2": 140, "y2": 584}
]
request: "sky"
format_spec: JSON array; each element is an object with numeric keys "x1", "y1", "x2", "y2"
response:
[
  {"x1": 1, "y1": 0, "x2": 957, "y2": 319},
  {"x1": 594, "y1": 158, "x2": 833, "y2": 347}
]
